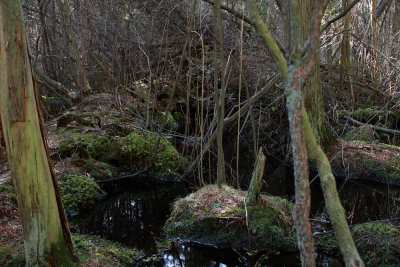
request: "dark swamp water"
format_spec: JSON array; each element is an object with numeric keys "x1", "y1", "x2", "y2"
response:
[{"x1": 70, "y1": 169, "x2": 400, "y2": 267}]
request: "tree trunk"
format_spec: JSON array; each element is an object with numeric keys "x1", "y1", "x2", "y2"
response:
[
  {"x1": 286, "y1": 2, "x2": 316, "y2": 264},
  {"x1": 57, "y1": 0, "x2": 91, "y2": 97},
  {"x1": 248, "y1": 1, "x2": 364, "y2": 265},
  {"x1": 372, "y1": 0, "x2": 380, "y2": 89},
  {"x1": 339, "y1": 0, "x2": 355, "y2": 109},
  {"x1": 246, "y1": 148, "x2": 266, "y2": 206},
  {"x1": 303, "y1": 108, "x2": 364, "y2": 266},
  {"x1": 214, "y1": 0, "x2": 226, "y2": 187},
  {"x1": 300, "y1": 0, "x2": 327, "y2": 145},
  {"x1": 0, "y1": 1, "x2": 76, "y2": 265}
]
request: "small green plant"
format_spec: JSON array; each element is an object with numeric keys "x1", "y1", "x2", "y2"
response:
[
  {"x1": 59, "y1": 175, "x2": 102, "y2": 212},
  {"x1": 0, "y1": 185, "x2": 17, "y2": 203}
]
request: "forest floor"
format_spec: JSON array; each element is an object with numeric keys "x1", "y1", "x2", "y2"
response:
[{"x1": 2, "y1": 93, "x2": 400, "y2": 265}]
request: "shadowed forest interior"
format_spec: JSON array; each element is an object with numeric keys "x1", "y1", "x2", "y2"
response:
[{"x1": 0, "y1": 0, "x2": 400, "y2": 266}]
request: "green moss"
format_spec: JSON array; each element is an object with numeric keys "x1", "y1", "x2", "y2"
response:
[
  {"x1": 344, "y1": 126, "x2": 376, "y2": 142},
  {"x1": 83, "y1": 158, "x2": 117, "y2": 180},
  {"x1": 4, "y1": 255, "x2": 25, "y2": 267},
  {"x1": 72, "y1": 234, "x2": 144, "y2": 266},
  {"x1": 0, "y1": 246, "x2": 24, "y2": 267},
  {"x1": 363, "y1": 158, "x2": 400, "y2": 185},
  {"x1": 165, "y1": 186, "x2": 296, "y2": 251},
  {"x1": 0, "y1": 185, "x2": 16, "y2": 203},
  {"x1": 57, "y1": 133, "x2": 119, "y2": 163},
  {"x1": 120, "y1": 130, "x2": 184, "y2": 175},
  {"x1": 0, "y1": 185, "x2": 14, "y2": 194},
  {"x1": 156, "y1": 111, "x2": 179, "y2": 131},
  {"x1": 317, "y1": 222, "x2": 400, "y2": 266},
  {"x1": 352, "y1": 222, "x2": 400, "y2": 266},
  {"x1": 0, "y1": 247, "x2": 13, "y2": 262},
  {"x1": 59, "y1": 175, "x2": 102, "y2": 212}
]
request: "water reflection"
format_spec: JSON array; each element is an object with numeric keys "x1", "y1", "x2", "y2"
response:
[
  {"x1": 311, "y1": 179, "x2": 400, "y2": 224},
  {"x1": 71, "y1": 175, "x2": 399, "y2": 266},
  {"x1": 72, "y1": 181, "x2": 186, "y2": 252}
]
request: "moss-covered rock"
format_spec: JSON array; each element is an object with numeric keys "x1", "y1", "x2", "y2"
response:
[
  {"x1": 120, "y1": 130, "x2": 184, "y2": 175},
  {"x1": 165, "y1": 185, "x2": 296, "y2": 251},
  {"x1": 57, "y1": 133, "x2": 119, "y2": 163},
  {"x1": 317, "y1": 222, "x2": 400, "y2": 266},
  {"x1": 83, "y1": 158, "x2": 117, "y2": 181},
  {"x1": 59, "y1": 175, "x2": 102, "y2": 212}
]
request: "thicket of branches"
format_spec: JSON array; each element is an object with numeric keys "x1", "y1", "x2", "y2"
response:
[{"x1": 22, "y1": 0, "x2": 400, "y2": 180}]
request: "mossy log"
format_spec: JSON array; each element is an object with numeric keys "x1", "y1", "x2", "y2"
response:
[
  {"x1": 246, "y1": 147, "x2": 266, "y2": 206},
  {"x1": 328, "y1": 140, "x2": 400, "y2": 185},
  {"x1": 336, "y1": 109, "x2": 400, "y2": 129}
]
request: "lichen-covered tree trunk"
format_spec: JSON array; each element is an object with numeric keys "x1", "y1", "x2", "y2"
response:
[
  {"x1": 0, "y1": 1, "x2": 76, "y2": 265},
  {"x1": 248, "y1": 1, "x2": 364, "y2": 265},
  {"x1": 286, "y1": 2, "x2": 316, "y2": 264},
  {"x1": 303, "y1": 108, "x2": 364, "y2": 266}
]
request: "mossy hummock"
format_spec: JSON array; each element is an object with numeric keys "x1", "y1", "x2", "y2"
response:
[
  {"x1": 165, "y1": 185, "x2": 296, "y2": 251},
  {"x1": 120, "y1": 130, "x2": 184, "y2": 176},
  {"x1": 59, "y1": 175, "x2": 102, "y2": 212},
  {"x1": 317, "y1": 222, "x2": 400, "y2": 266}
]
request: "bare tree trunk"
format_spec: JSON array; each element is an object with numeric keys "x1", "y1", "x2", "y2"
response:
[
  {"x1": 0, "y1": 1, "x2": 76, "y2": 265},
  {"x1": 339, "y1": 0, "x2": 355, "y2": 109},
  {"x1": 214, "y1": 0, "x2": 226, "y2": 187},
  {"x1": 300, "y1": 0, "x2": 327, "y2": 145},
  {"x1": 57, "y1": 0, "x2": 91, "y2": 97},
  {"x1": 37, "y1": 0, "x2": 57, "y2": 79},
  {"x1": 372, "y1": 0, "x2": 380, "y2": 89}
]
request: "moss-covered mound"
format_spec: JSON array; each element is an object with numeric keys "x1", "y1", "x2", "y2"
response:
[
  {"x1": 59, "y1": 175, "x2": 102, "y2": 212},
  {"x1": 57, "y1": 133, "x2": 119, "y2": 163},
  {"x1": 83, "y1": 158, "x2": 117, "y2": 181},
  {"x1": 72, "y1": 234, "x2": 145, "y2": 266},
  {"x1": 120, "y1": 130, "x2": 184, "y2": 175},
  {"x1": 317, "y1": 222, "x2": 400, "y2": 266},
  {"x1": 328, "y1": 140, "x2": 400, "y2": 185},
  {"x1": 165, "y1": 185, "x2": 296, "y2": 251}
]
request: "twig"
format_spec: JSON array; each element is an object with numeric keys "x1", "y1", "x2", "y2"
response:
[{"x1": 244, "y1": 198, "x2": 249, "y2": 235}]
